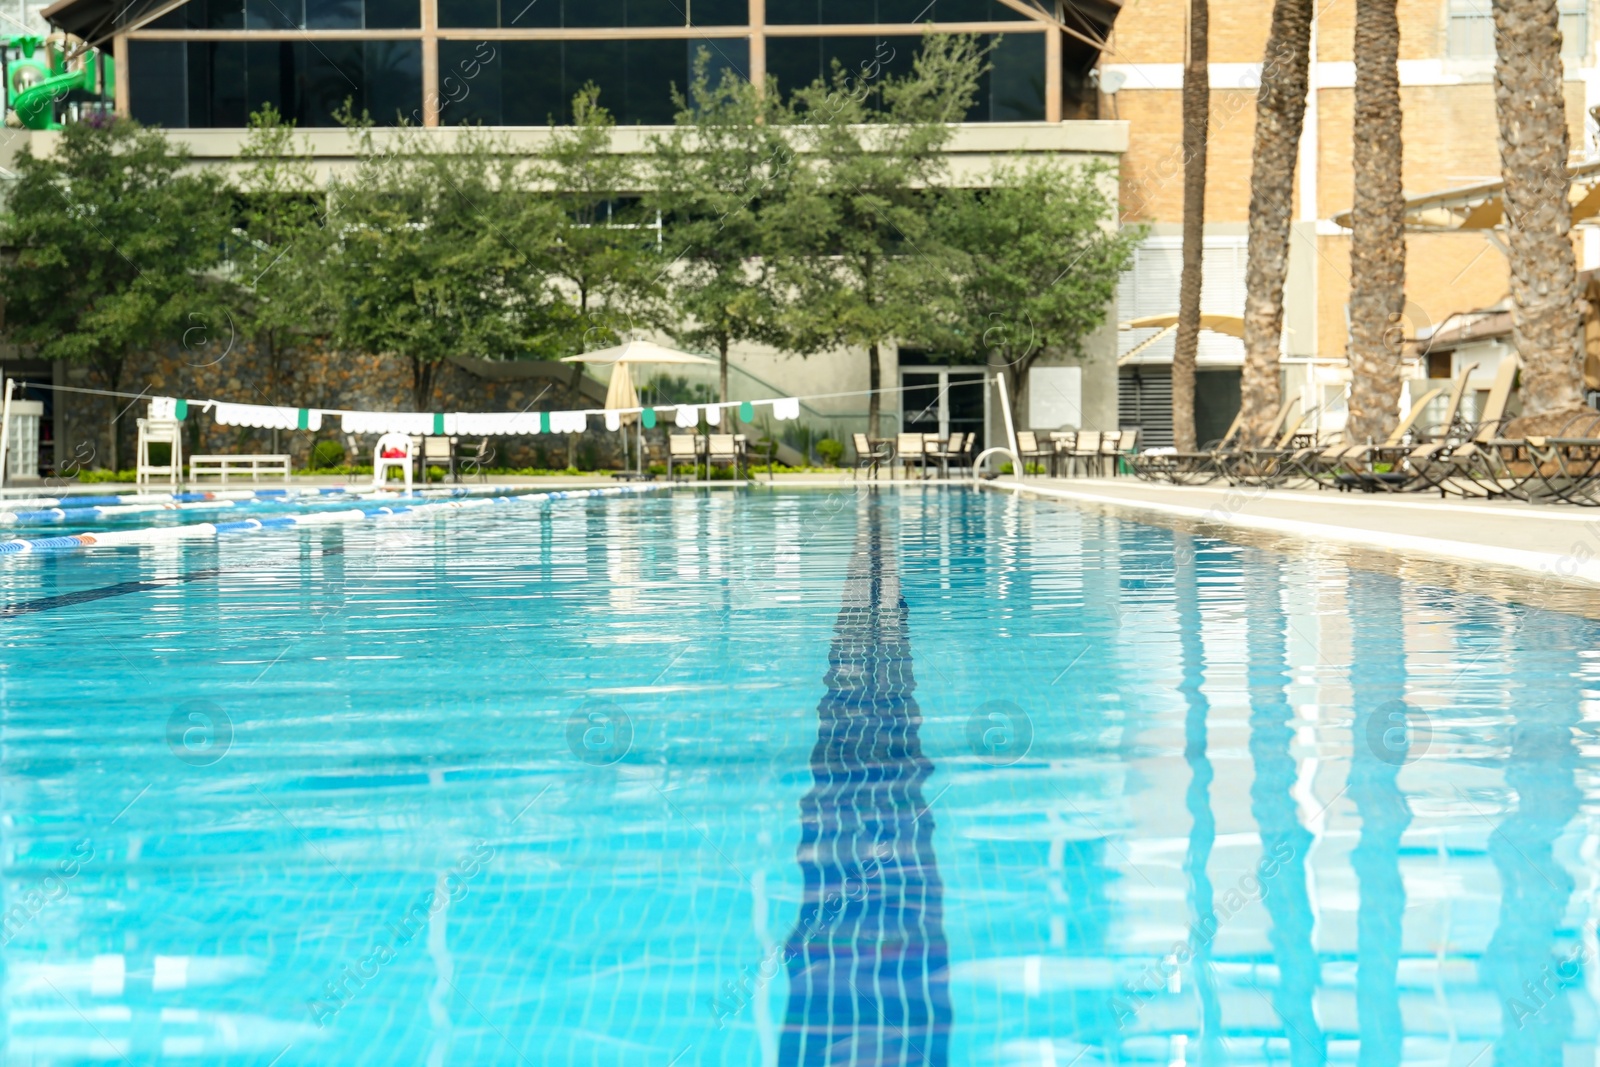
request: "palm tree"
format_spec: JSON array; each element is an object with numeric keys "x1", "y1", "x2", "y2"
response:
[
  {"x1": 1239, "y1": 0, "x2": 1314, "y2": 443},
  {"x1": 1171, "y1": 0, "x2": 1209, "y2": 453},
  {"x1": 1493, "y1": 0, "x2": 1588, "y2": 430},
  {"x1": 1346, "y1": 0, "x2": 1405, "y2": 445}
]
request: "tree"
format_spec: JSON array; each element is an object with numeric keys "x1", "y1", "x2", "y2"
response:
[
  {"x1": 0, "y1": 119, "x2": 233, "y2": 469},
  {"x1": 1346, "y1": 0, "x2": 1406, "y2": 445},
  {"x1": 1172, "y1": 0, "x2": 1209, "y2": 452},
  {"x1": 1493, "y1": 0, "x2": 1588, "y2": 430},
  {"x1": 326, "y1": 120, "x2": 565, "y2": 410},
  {"x1": 934, "y1": 161, "x2": 1141, "y2": 431},
  {"x1": 769, "y1": 33, "x2": 988, "y2": 438},
  {"x1": 649, "y1": 54, "x2": 791, "y2": 403},
  {"x1": 540, "y1": 85, "x2": 664, "y2": 350},
  {"x1": 1239, "y1": 0, "x2": 1314, "y2": 443},
  {"x1": 235, "y1": 105, "x2": 331, "y2": 450}
]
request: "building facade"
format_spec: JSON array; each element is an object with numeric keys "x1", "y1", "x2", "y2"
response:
[{"x1": 1109, "y1": 0, "x2": 1598, "y2": 444}]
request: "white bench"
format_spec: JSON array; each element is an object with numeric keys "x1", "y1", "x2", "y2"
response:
[{"x1": 189, "y1": 454, "x2": 291, "y2": 484}]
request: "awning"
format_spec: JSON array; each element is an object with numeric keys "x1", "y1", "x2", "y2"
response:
[
  {"x1": 40, "y1": 0, "x2": 190, "y2": 46},
  {"x1": 1329, "y1": 159, "x2": 1600, "y2": 233}
]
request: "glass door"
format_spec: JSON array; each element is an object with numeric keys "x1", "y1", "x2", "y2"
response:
[{"x1": 899, "y1": 367, "x2": 988, "y2": 442}]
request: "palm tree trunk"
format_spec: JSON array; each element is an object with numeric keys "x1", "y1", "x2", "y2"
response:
[
  {"x1": 1494, "y1": 0, "x2": 1587, "y2": 427},
  {"x1": 1239, "y1": 0, "x2": 1314, "y2": 444},
  {"x1": 719, "y1": 336, "x2": 730, "y2": 406},
  {"x1": 1172, "y1": 0, "x2": 1210, "y2": 453},
  {"x1": 1346, "y1": 0, "x2": 1405, "y2": 445}
]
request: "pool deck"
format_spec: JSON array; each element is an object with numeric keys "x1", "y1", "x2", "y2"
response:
[{"x1": 987, "y1": 476, "x2": 1600, "y2": 588}]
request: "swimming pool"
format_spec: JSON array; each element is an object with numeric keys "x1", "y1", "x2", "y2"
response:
[{"x1": 0, "y1": 484, "x2": 1594, "y2": 1065}]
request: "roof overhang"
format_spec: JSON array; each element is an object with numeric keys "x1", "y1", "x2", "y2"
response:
[{"x1": 40, "y1": 0, "x2": 192, "y2": 47}]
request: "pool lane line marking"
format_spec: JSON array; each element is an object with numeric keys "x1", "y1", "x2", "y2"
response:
[
  {"x1": 0, "y1": 482, "x2": 675, "y2": 557},
  {"x1": 987, "y1": 479, "x2": 1600, "y2": 586},
  {"x1": 38, "y1": 976, "x2": 138, "y2": 1067}
]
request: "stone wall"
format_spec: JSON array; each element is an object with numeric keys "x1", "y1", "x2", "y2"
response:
[{"x1": 61, "y1": 341, "x2": 627, "y2": 473}]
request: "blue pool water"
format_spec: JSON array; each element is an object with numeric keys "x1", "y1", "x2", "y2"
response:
[{"x1": 0, "y1": 485, "x2": 1596, "y2": 1065}]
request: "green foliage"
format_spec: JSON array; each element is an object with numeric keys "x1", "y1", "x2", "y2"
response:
[
  {"x1": 816, "y1": 437, "x2": 845, "y2": 466},
  {"x1": 309, "y1": 439, "x2": 346, "y2": 468},
  {"x1": 0, "y1": 119, "x2": 233, "y2": 465},
  {"x1": 234, "y1": 106, "x2": 330, "y2": 354},
  {"x1": 322, "y1": 116, "x2": 568, "y2": 409},
  {"x1": 932, "y1": 159, "x2": 1143, "y2": 421},
  {"x1": 650, "y1": 54, "x2": 791, "y2": 400},
  {"x1": 765, "y1": 33, "x2": 991, "y2": 435},
  {"x1": 540, "y1": 85, "x2": 663, "y2": 348}
]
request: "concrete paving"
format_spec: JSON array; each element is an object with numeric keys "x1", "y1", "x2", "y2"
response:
[{"x1": 987, "y1": 476, "x2": 1600, "y2": 589}]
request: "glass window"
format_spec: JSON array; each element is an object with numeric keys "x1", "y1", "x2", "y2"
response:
[
  {"x1": 1446, "y1": 0, "x2": 1494, "y2": 57},
  {"x1": 365, "y1": 40, "x2": 423, "y2": 118},
  {"x1": 128, "y1": 40, "x2": 188, "y2": 126},
  {"x1": 439, "y1": 39, "x2": 504, "y2": 123},
  {"x1": 563, "y1": 0, "x2": 625, "y2": 27},
  {"x1": 365, "y1": 0, "x2": 420, "y2": 29},
  {"x1": 305, "y1": 0, "x2": 363, "y2": 27},
  {"x1": 246, "y1": 0, "x2": 302, "y2": 30},
  {"x1": 439, "y1": 0, "x2": 497, "y2": 27},
  {"x1": 987, "y1": 29, "x2": 1043, "y2": 120},
  {"x1": 686, "y1": 0, "x2": 745, "y2": 24},
  {"x1": 1561, "y1": 0, "x2": 1589, "y2": 58},
  {"x1": 501, "y1": 41, "x2": 566, "y2": 123},
  {"x1": 503, "y1": 0, "x2": 559, "y2": 27},
  {"x1": 767, "y1": 0, "x2": 1027, "y2": 24}
]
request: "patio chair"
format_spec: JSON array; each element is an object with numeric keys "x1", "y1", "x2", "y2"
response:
[
  {"x1": 419, "y1": 435, "x2": 457, "y2": 483},
  {"x1": 456, "y1": 438, "x2": 495, "y2": 483},
  {"x1": 1101, "y1": 430, "x2": 1133, "y2": 476},
  {"x1": 1300, "y1": 385, "x2": 1445, "y2": 490},
  {"x1": 1405, "y1": 357, "x2": 1522, "y2": 497},
  {"x1": 1130, "y1": 411, "x2": 1245, "y2": 484},
  {"x1": 706, "y1": 434, "x2": 744, "y2": 479},
  {"x1": 667, "y1": 433, "x2": 702, "y2": 481},
  {"x1": 931, "y1": 432, "x2": 968, "y2": 479},
  {"x1": 853, "y1": 432, "x2": 890, "y2": 480},
  {"x1": 373, "y1": 432, "x2": 414, "y2": 490},
  {"x1": 1016, "y1": 431, "x2": 1052, "y2": 475},
  {"x1": 1048, "y1": 431, "x2": 1076, "y2": 477},
  {"x1": 1064, "y1": 430, "x2": 1102, "y2": 477},
  {"x1": 896, "y1": 432, "x2": 931, "y2": 479}
]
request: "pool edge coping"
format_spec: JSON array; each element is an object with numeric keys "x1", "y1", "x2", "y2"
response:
[{"x1": 984, "y1": 478, "x2": 1600, "y2": 591}]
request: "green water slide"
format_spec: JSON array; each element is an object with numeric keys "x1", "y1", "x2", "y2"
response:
[{"x1": 4, "y1": 35, "x2": 114, "y2": 131}]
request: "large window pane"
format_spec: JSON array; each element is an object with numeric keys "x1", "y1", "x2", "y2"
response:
[
  {"x1": 188, "y1": 42, "x2": 248, "y2": 125},
  {"x1": 689, "y1": 36, "x2": 750, "y2": 86},
  {"x1": 245, "y1": 40, "x2": 299, "y2": 115},
  {"x1": 365, "y1": 40, "x2": 422, "y2": 120},
  {"x1": 987, "y1": 29, "x2": 1043, "y2": 120},
  {"x1": 503, "y1": 0, "x2": 559, "y2": 27},
  {"x1": 563, "y1": 39, "x2": 628, "y2": 109},
  {"x1": 563, "y1": 0, "x2": 625, "y2": 27},
  {"x1": 686, "y1": 0, "x2": 745, "y2": 24},
  {"x1": 365, "y1": 0, "x2": 421, "y2": 29},
  {"x1": 500, "y1": 41, "x2": 566, "y2": 123},
  {"x1": 439, "y1": 39, "x2": 504, "y2": 123},
  {"x1": 128, "y1": 40, "x2": 187, "y2": 126},
  {"x1": 624, "y1": 38, "x2": 686, "y2": 122},
  {"x1": 305, "y1": 0, "x2": 362, "y2": 27},
  {"x1": 767, "y1": 0, "x2": 1028, "y2": 23},
  {"x1": 245, "y1": 0, "x2": 302, "y2": 30},
  {"x1": 438, "y1": 0, "x2": 497, "y2": 27},
  {"x1": 203, "y1": 0, "x2": 244, "y2": 29},
  {"x1": 298, "y1": 40, "x2": 364, "y2": 123}
]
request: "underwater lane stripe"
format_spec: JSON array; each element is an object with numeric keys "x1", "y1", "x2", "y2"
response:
[{"x1": 0, "y1": 544, "x2": 354, "y2": 618}]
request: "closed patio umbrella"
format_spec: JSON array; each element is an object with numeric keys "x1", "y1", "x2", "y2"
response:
[{"x1": 562, "y1": 341, "x2": 719, "y2": 473}]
